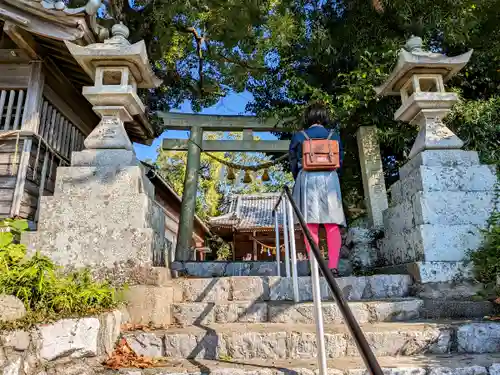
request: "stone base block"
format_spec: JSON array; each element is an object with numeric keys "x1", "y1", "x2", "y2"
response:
[
  {"x1": 36, "y1": 193, "x2": 154, "y2": 231},
  {"x1": 384, "y1": 191, "x2": 494, "y2": 233},
  {"x1": 71, "y1": 149, "x2": 139, "y2": 168},
  {"x1": 376, "y1": 261, "x2": 473, "y2": 283},
  {"x1": 380, "y1": 150, "x2": 496, "y2": 280},
  {"x1": 391, "y1": 164, "x2": 497, "y2": 205},
  {"x1": 23, "y1": 227, "x2": 159, "y2": 281},
  {"x1": 399, "y1": 150, "x2": 480, "y2": 179},
  {"x1": 124, "y1": 285, "x2": 175, "y2": 326},
  {"x1": 380, "y1": 224, "x2": 484, "y2": 265},
  {"x1": 54, "y1": 165, "x2": 154, "y2": 199}
]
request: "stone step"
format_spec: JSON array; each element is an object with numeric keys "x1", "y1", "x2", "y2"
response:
[
  {"x1": 421, "y1": 300, "x2": 497, "y2": 320},
  {"x1": 412, "y1": 281, "x2": 486, "y2": 300},
  {"x1": 174, "y1": 275, "x2": 412, "y2": 303},
  {"x1": 171, "y1": 299, "x2": 495, "y2": 325},
  {"x1": 376, "y1": 261, "x2": 472, "y2": 284},
  {"x1": 171, "y1": 299, "x2": 423, "y2": 325},
  {"x1": 110, "y1": 353, "x2": 500, "y2": 374},
  {"x1": 123, "y1": 321, "x2": 500, "y2": 360}
]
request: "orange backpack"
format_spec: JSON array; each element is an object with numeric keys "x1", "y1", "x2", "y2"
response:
[{"x1": 301, "y1": 130, "x2": 340, "y2": 171}]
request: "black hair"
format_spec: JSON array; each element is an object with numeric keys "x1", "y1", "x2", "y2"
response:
[{"x1": 303, "y1": 101, "x2": 331, "y2": 128}]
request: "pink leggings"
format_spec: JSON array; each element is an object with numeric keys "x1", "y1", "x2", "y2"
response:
[{"x1": 304, "y1": 224, "x2": 341, "y2": 269}]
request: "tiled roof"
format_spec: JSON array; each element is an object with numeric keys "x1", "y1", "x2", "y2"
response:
[{"x1": 209, "y1": 193, "x2": 290, "y2": 231}]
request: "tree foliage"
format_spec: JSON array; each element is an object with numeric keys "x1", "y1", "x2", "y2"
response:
[
  {"x1": 244, "y1": 0, "x2": 500, "y2": 211},
  {"x1": 79, "y1": 0, "x2": 500, "y2": 215},
  {"x1": 67, "y1": 0, "x2": 289, "y2": 122}
]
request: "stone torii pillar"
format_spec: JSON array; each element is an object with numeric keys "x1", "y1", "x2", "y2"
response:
[
  {"x1": 159, "y1": 112, "x2": 291, "y2": 261},
  {"x1": 375, "y1": 36, "x2": 497, "y2": 283}
]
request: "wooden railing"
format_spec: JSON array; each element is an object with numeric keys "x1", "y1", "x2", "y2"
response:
[
  {"x1": 0, "y1": 90, "x2": 86, "y2": 160},
  {"x1": 0, "y1": 89, "x2": 28, "y2": 131},
  {"x1": 39, "y1": 97, "x2": 85, "y2": 160}
]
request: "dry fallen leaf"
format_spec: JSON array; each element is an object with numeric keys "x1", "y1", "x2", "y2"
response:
[
  {"x1": 103, "y1": 338, "x2": 168, "y2": 369},
  {"x1": 120, "y1": 323, "x2": 169, "y2": 332}
]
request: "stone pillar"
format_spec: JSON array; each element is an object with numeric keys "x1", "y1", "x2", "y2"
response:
[
  {"x1": 356, "y1": 126, "x2": 388, "y2": 228},
  {"x1": 374, "y1": 36, "x2": 497, "y2": 283},
  {"x1": 379, "y1": 148, "x2": 497, "y2": 283}
]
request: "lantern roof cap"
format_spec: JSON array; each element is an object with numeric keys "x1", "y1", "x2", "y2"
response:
[
  {"x1": 65, "y1": 22, "x2": 162, "y2": 89},
  {"x1": 375, "y1": 36, "x2": 472, "y2": 96}
]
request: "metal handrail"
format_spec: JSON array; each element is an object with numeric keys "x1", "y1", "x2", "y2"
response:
[{"x1": 272, "y1": 186, "x2": 384, "y2": 375}]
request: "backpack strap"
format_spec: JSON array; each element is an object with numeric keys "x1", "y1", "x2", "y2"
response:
[
  {"x1": 327, "y1": 130, "x2": 336, "y2": 162},
  {"x1": 301, "y1": 131, "x2": 314, "y2": 157}
]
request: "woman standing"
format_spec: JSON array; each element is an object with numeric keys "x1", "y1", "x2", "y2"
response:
[{"x1": 289, "y1": 102, "x2": 346, "y2": 276}]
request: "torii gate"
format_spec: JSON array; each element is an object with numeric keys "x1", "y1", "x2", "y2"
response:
[{"x1": 159, "y1": 112, "x2": 292, "y2": 261}]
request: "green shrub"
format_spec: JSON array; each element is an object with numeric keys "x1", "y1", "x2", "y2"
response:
[
  {"x1": 206, "y1": 234, "x2": 232, "y2": 261},
  {"x1": 447, "y1": 96, "x2": 500, "y2": 165},
  {"x1": 469, "y1": 173, "x2": 500, "y2": 287},
  {"x1": 0, "y1": 218, "x2": 122, "y2": 329},
  {"x1": 470, "y1": 211, "x2": 500, "y2": 285}
]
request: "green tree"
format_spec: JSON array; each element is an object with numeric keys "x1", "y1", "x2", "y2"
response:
[
  {"x1": 73, "y1": 0, "x2": 500, "y2": 216},
  {"x1": 154, "y1": 132, "x2": 293, "y2": 219},
  {"x1": 68, "y1": 0, "x2": 289, "y2": 123},
  {"x1": 244, "y1": 0, "x2": 500, "y2": 213}
]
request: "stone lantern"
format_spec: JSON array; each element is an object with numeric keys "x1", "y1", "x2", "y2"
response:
[
  {"x1": 64, "y1": 22, "x2": 161, "y2": 155},
  {"x1": 374, "y1": 37, "x2": 497, "y2": 284},
  {"x1": 25, "y1": 22, "x2": 171, "y2": 305},
  {"x1": 375, "y1": 35, "x2": 472, "y2": 159}
]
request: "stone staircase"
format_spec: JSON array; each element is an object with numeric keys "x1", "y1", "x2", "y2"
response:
[{"x1": 109, "y1": 274, "x2": 500, "y2": 374}]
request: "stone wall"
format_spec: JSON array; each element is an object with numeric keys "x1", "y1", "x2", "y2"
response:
[
  {"x1": 0, "y1": 311, "x2": 122, "y2": 375},
  {"x1": 171, "y1": 259, "x2": 353, "y2": 277}
]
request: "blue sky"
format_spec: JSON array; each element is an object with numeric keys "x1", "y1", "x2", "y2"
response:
[{"x1": 134, "y1": 90, "x2": 279, "y2": 162}]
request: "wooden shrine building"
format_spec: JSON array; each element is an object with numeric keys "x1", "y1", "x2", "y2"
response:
[
  {"x1": 0, "y1": 0, "x2": 152, "y2": 219},
  {"x1": 0, "y1": 0, "x2": 209, "y2": 252},
  {"x1": 209, "y1": 193, "x2": 305, "y2": 261}
]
